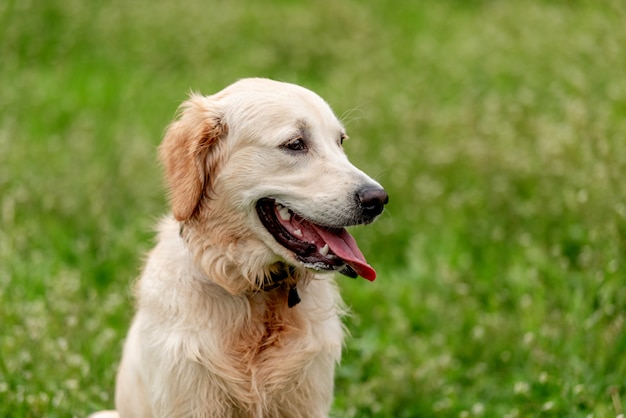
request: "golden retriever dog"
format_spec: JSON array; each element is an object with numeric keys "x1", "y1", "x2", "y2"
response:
[{"x1": 90, "y1": 78, "x2": 388, "y2": 418}]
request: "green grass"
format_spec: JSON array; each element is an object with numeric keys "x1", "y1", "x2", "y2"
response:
[{"x1": 1, "y1": 0, "x2": 625, "y2": 416}]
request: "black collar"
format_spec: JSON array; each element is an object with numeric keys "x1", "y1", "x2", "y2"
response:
[
  {"x1": 261, "y1": 265, "x2": 301, "y2": 308},
  {"x1": 261, "y1": 265, "x2": 294, "y2": 290}
]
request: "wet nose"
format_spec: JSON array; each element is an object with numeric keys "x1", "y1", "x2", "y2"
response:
[{"x1": 357, "y1": 187, "x2": 389, "y2": 219}]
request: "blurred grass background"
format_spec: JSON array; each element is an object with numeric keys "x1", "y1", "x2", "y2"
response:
[{"x1": 1, "y1": 0, "x2": 625, "y2": 416}]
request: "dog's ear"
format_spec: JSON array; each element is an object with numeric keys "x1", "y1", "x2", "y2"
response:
[{"x1": 159, "y1": 94, "x2": 228, "y2": 221}]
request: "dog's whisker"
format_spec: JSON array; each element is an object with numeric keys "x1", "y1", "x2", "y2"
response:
[{"x1": 339, "y1": 106, "x2": 368, "y2": 126}]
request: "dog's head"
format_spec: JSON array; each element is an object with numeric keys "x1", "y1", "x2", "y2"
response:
[{"x1": 159, "y1": 78, "x2": 387, "y2": 293}]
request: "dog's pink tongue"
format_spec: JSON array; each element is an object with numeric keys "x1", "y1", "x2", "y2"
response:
[{"x1": 312, "y1": 226, "x2": 377, "y2": 281}]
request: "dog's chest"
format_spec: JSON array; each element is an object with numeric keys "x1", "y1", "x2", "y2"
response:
[
  {"x1": 227, "y1": 291, "x2": 308, "y2": 389},
  {"x1": 242, "y1": 290, "x2": 300, "y2": 355}
]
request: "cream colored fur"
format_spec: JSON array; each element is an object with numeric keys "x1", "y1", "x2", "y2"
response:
[{"x1": 90, "y1": 78, "x2": 383, "y2": 418}]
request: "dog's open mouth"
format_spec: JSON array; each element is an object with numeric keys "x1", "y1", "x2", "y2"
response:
[{"x1": 256, "y1": 198, "x2": 376, "y2": 281}]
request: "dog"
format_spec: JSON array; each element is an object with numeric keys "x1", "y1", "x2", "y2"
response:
[{"x1": 90, "y1": 78, "x2": 388, "y2": 418}]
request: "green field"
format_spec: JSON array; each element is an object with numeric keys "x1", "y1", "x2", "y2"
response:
[{"x1": 1, "y1": 0, "x2": 625, "y2": 416}]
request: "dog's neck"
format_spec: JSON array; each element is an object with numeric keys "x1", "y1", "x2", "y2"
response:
[{"x1": 180, "y1": 221, "x2": 302, "y2": 307}]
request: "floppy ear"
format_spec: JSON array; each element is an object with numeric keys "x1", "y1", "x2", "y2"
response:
[{"x1": 159, "y1": 94, "x2": 228, "y2": 221}]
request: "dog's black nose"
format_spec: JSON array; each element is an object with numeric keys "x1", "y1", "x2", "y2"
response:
[{"x1": 357, "y1": 187, "x2": 389, "y2": 219}]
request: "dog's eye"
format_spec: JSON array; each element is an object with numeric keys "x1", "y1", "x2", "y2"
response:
[
  {"x1": 283, "y1": 138, "x2": 307, "y2": 152},
  {"x1": 340, "y1": 133, "x2": 347, "y2": 146}
]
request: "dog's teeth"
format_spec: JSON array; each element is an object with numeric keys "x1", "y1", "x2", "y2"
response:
[
  {"x1": 278, "y1": 206, "x2": 291, "y2": 221},
  {"x1": 294, "y1": 229, "x2": 303, "y2": 237},
  {"x1": 319, "y1": 244, "x2": 329, "y2": 257}
]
